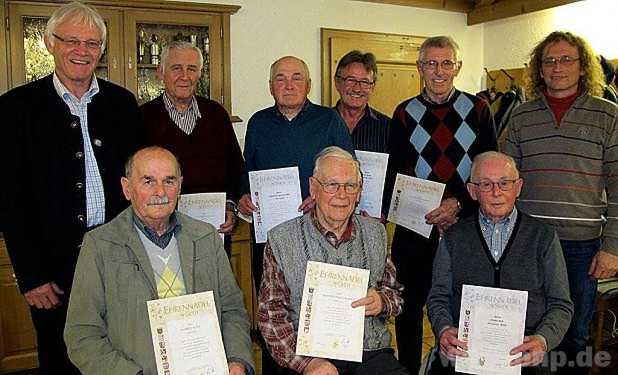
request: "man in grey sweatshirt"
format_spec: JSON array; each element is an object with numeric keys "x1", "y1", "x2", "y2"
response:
[{"x1": 427, "y1": 151, "x2": 573, "y2": 375}]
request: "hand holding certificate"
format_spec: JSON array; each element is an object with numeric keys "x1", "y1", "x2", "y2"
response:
[
  {"x1": 249, "y1": 167, "x2": 303, "y2": 243},
  {"x1": 387, "y1": 174, "x2": 445, "y2": 238},
  {"x1": 455, "y1": 285, "x2": 528, "y2": 375},
  {"x1": 177, "y1": 192, "x2": 226, "y2": 240},
  {"x1": 296, "y1": 261, "x2": 370, "y2": 362},
  {"x1": 355, "y1": 150, "x2": 388, "y2": 218},
  {"x1": 147, "y1": 291, "x2": 229, "y2": 375}
]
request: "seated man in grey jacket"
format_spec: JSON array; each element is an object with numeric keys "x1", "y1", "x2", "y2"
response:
[
  {"x1": 427, "y1": 151, "x2": 573, "y2": 375},
  {"x1": 64, "y1": 146, "x2": 254, "y2": 375}
]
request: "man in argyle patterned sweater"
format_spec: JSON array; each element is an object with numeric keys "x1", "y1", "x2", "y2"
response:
[{"x1": 384, "y1": 36, "x2": 496, "y2": 374}]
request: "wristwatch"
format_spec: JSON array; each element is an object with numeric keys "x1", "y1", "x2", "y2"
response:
[{"x1": 226, "y1": 201, "x2": 239, "y2": 217}]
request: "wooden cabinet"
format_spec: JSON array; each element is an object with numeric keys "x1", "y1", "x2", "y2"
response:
[
  {"x1": 0, "y1": 1, "x2": 254, "y2": 372},
  {"x1": 0, "y1": 235, "x2": 38, "y2": 372},
  {"x1": 1, "y1": 0, "x2": 238, "y2": 112}
]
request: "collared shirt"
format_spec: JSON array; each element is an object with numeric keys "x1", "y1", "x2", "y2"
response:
[
  {"x1": 53, "y1": 72, "x2": 105, "y2": 227},
  {"x1": 132, "y1": 211, "x2": 182, "y2": 249},
  {"x1": 162, "y1": 92, "x2": 202, "y2": 135},
  {"x1": 421, "y1": 86, "x2": 456, "y2": 105},
  {"x1": 310, "y1": 209, "x2": 354, "y2": 248},
  {"x1": 478, "y1": 207, "x2": 518, "y2": 262},
  {"x1": 258, "y1": 212, "x2": 403, "y2": 373},
  {"x1": 334, "y1": 101, "x2": 390, "y2": 153}
]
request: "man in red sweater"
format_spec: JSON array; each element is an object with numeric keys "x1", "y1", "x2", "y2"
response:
[{"x1": 141, "y1": 41, "x2": 244, "y2": 253}]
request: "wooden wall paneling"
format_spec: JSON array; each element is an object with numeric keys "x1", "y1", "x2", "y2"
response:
[{"x1": 0, "y1": 1, "x2": 8, "y2": 92}]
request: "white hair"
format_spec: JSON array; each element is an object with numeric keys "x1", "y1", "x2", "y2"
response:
[
  {"x1": 313, "y1": 146, "x2": 362, "y2": 184},
  {"x1": 46, "y1": 2, "x2": 107, "y2": 52},
  {"x1": 160, "y1": 40, "x2": 204, "y2": 73}
]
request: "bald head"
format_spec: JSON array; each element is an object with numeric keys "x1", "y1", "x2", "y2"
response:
[
  {"x1": 125, "y1": 146, "x2": 181, "y2": 178},
  {"x1": 269, "y1": 56, "x2": 310, "y2": 82},
  {"x1": 470, "y1": 151, "x2": 518, "y2": 181}
]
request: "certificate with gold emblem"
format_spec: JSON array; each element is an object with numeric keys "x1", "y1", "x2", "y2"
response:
[
  {"x1": 456, "y1": 285, "x2": 528, "y2": 375},
  {"x1": 147, "y1": 291, "x2": 229, "y2": 375},
  {"x1": 295, "y1": 261, "x2": 370, "y2": 362}
]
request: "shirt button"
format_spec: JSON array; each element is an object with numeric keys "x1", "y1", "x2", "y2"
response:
[
  {"x1": 70, "y1": 121, "x2": 79, "y2": 129},
  {"x1": 75, "y1": 182, "x2": 84, "y2": 190},
  {"x1": 77, "y1": 214, "x2": 86, "y2": 223},
  {"x1": 75, "y1": 151, "x2": 84, "y2": 159}
]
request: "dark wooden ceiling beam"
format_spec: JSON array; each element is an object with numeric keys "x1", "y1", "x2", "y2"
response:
[
  {"x1": 353, "y1": 0, "x2": 583, "y2": 25},
  {"x1": 467, "y1": 0, "x2": 583, "y2": 25},
  {"x1": 352, "y1": 0, "x2": 474, "y2": 13}
]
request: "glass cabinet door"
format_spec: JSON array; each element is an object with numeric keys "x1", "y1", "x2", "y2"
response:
[
  {"x1": 7, "y1": 3, "x2": 123, "y2": 89},
  {"x1": 123, "y1": 10, "x2": 222, "y2": 105}
]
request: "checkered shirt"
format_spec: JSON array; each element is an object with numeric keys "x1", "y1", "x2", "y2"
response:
[
  {"x1": 53, "y1": 73, "x2": 105, "y2": 227},
  {"x1": 258, "y1": 214, "x2": 403, "y2": 372}
]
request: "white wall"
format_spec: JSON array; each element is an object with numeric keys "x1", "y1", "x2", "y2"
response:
[
  {"x1": 484, "y1": 0, "x2": 618, "y2": 71},
  {"x1": 187, "y1": 0, "x2": 484, "y2": 145},
  {"x1": 183, "y1": 0, "x2": 618, "y2": 145}
]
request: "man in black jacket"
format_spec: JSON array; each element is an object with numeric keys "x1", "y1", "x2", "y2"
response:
[{"x1": 0, "y1": 2, "x2": 142, "y2": 373}]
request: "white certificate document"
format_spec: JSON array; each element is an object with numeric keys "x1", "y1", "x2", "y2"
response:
[
  {"x1": 355, "y1": 150, "x2": 389, "y2": 218},
  {"x1": 147, "y1": 291, "x2": 229, "y2": 375},
  {"x1": 177, "y1": 192, "x2": 226, "y2": 240},
  {"x1": 295, "y1": 261, "x2": 370, "y2": 362},
  {"x1": 387, "y1": 174, "x2": 445, "y2": 238},
  {"x1": 456, "y1": 285, "x2": 528, "y2": 375},
  {"x1": 249, "y1": 167, "x2": 302, "y2": 243}
]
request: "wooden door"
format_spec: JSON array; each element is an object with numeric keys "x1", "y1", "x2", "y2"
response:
[
  {"x1": 122, "y1": 10, "x2": 223, "y2": 106},
  {"x1": 321, "y1": 28, "x2": 425, "y2": 116},
  {"x1": 6, "y1": 2, "x2": 123, "y2": 89}
]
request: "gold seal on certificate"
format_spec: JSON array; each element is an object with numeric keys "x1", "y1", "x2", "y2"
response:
[
  {"x1": 456, "y1": 285, "x2": 528, "y2": 375},
  {"x1": 147, "y1": 291, "x2": 229, "y2": 375},
  {"x1": 295, "y1": 261, "x2": 370, "y2": 362}
]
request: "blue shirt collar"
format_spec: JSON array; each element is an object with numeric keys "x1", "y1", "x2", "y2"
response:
[
  {"x1": 479, "y1": 206, "x2": 518, "y2": 226},
  {"x1": 52, "y1": 72, "x2": 99, "y2": 103}
]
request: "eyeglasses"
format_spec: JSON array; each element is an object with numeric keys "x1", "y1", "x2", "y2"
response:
[
  {"x1": 313, "y1": 178, "x2": 361, "y2": 194},
  {"x1": 419, "y1": 60, "x2": 458, "y2": 71},
  {"x1": 336, "y1": 75, "x2": 375, "y2": 89},
  {"x1": 52, "y1": 33, "x2": 103, "y2": 50},
  {"x1": 469, "y1": 179, "x2": 520, "y2": 192},
  {"x1": 541, "y1": 56, "x2": 580, "y2": 67}
]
